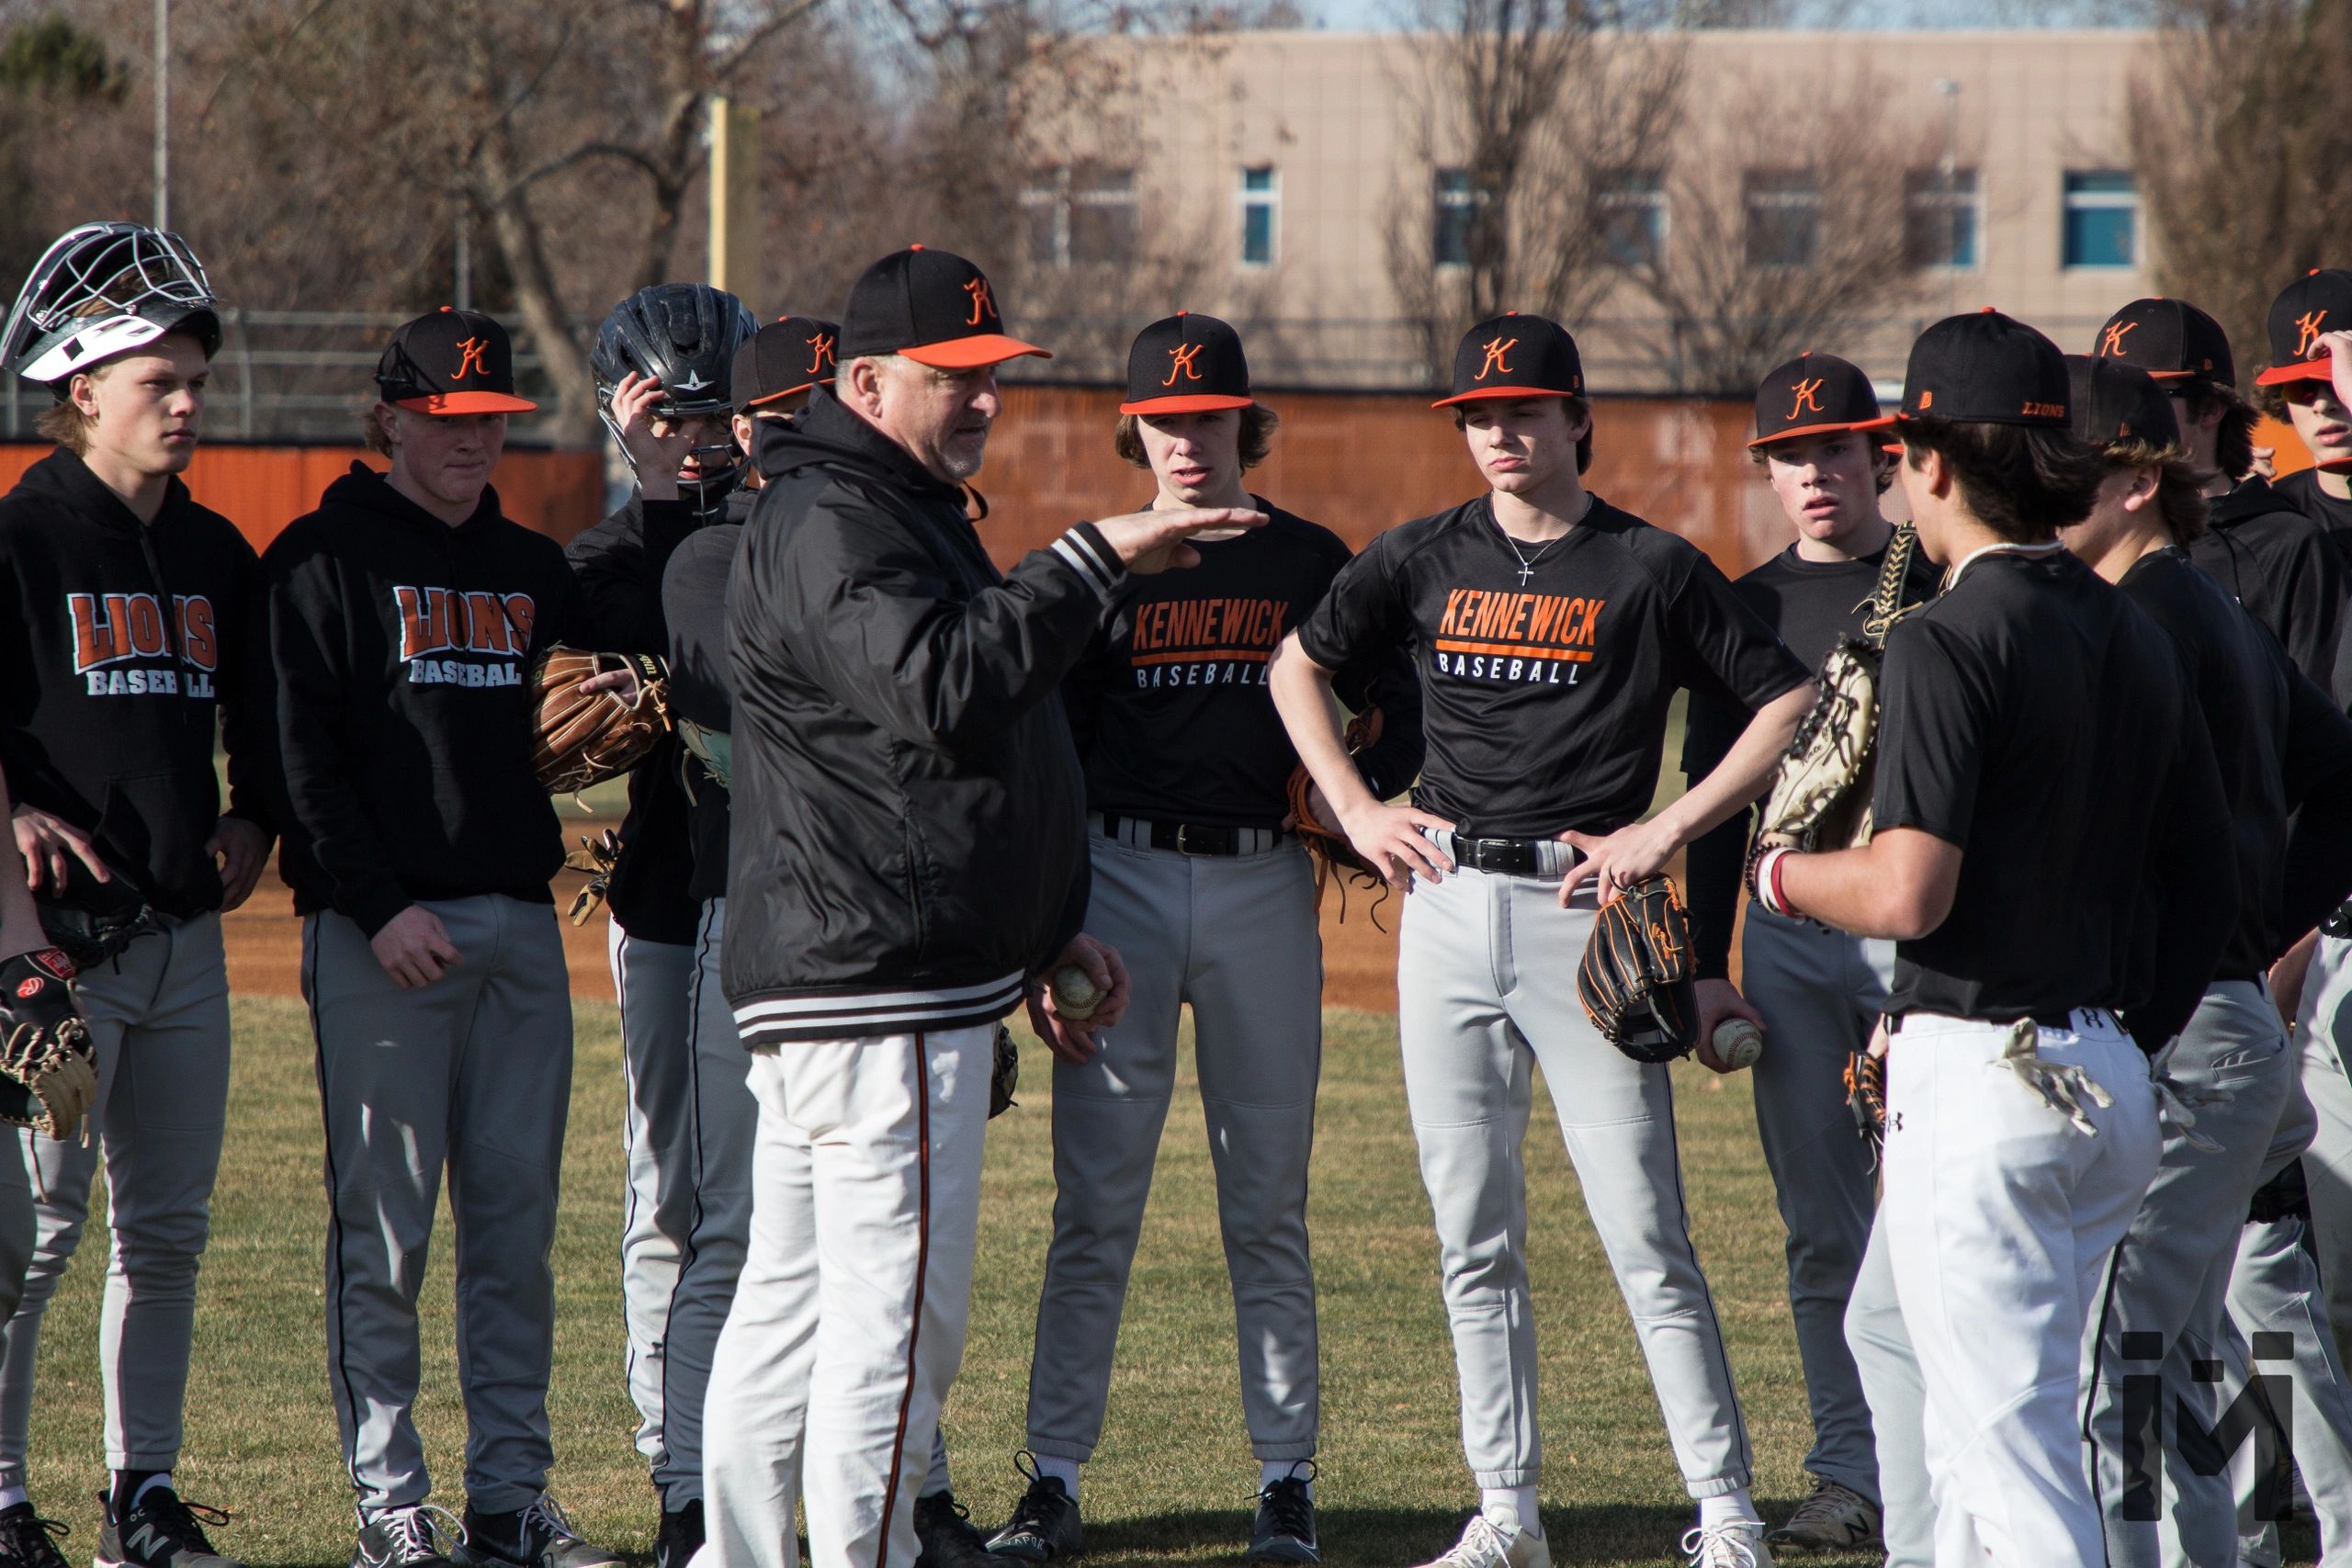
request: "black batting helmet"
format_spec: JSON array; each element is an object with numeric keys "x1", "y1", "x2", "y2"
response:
[{"x1": 592, "y1": 282, "x2": 759, "y2": 514}]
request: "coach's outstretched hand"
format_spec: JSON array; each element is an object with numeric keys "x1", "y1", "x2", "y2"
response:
[
  {"x1": 1027, "y1": 933, "x2": 1131, "y2": 1065},
  {"x1": 371, "y1": 905, "x2": 463, "y2": 991},
  {"x1": 1091, "y1": 506, "x2": 1266, "y2": 575}
]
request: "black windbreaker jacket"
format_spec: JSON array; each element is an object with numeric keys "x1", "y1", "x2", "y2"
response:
[
  {"x1": 722, "y1": 389, "x2": 1125, "y2": 1045},
  {"x1": 0, "y1": 449, "x2": 273, "y2": 917}
]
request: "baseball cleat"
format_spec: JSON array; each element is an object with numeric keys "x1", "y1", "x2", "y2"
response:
[
  {"x1": 450, "y1": 1495, "x2": 618, "y2": 1568},
  {"x1": 1246, "y1": 1469, "x2": 1317, "y2": 1564},
  {"x1": 1680, "y1": 1520, "x2": 1773, "y2": 1568},
  {"x1": 651, "y1": 1500, "x2": 702, "y2": 1568},
  {"x1": 94, "y1": 1488, "x2": 243, "y2": 1568},
  {"x1": 985, "y1": 1454, "x2": 1081, "y2": 1561},
  {"x1": 350, "y1": 1506, "x2": 458, "y2": 1568},
  {"x1": 0, "y1": 1502, "x2": 67, "y2": 1568},
  {"x1": 1407, "y1": 1513, "x2": 1549, "y2": 1568},
  {"x1": 1762, "y1": 1478, "x2": 1879, "y2": 1552},
  {"x1": 913, "y1": 1490, "x2": 995, "y2": 1568}
]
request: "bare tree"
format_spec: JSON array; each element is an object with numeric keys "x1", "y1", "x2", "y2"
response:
[
  {"x1": 1379, "y1": 2, "x2": 1690, "y2": 380},
  {"x1": 2130, "y1": 0, "x2": 2352, "y2": 375},
  {"x1": 1621, "y1": 69, "x2": 1936, "y2": 391}
]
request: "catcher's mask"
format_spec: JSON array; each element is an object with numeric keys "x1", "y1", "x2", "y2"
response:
[
  {"x1": 592, "y1": 283, "x2": 758, "y2": 519},
  {"x1": 4, "y1": 222, "x2": 220, "y2": 388}
]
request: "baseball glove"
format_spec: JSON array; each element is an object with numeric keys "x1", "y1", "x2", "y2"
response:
[
  {"x1": 678, "y1": 720, "x2": 732, "y2": 795},
  {"x1": 989, "y1": 1024, "x2": 1018, "y2": 1119},
  {"x1": 35, "y1": 858, "x2": 161, "y2": 971},
  {"x1": 1844, "y1": 1043, "x2": 1888, "y2": 1166},
  {"x1": 528, "y1": 647, "x2": 671, "y2": 799},
  {"x1": 1577, "y1": 875, "x2": 1697, "y2": 1064},
  {"x1": 1286, "y1": 707, "x2": 1393, "y2": 931},
  {"x1": 562, "y1": 829, "x2": 622, "y2": 927},
  {"x1": 0, "y1": 948, "x2": 96, "y2": 1143}
]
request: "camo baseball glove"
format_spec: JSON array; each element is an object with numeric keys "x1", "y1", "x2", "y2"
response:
[
  {"x1": 1576, "y1": 875, "x2": 1698, "y2": 1065},
  {"x1": 0, "y1": 948, "x2": 96, "y2": 1143},
  {"x1": 989, "y1": 1024, "x2": 1018, "y2": 1119},
  {"x1": 1845, "y1": 1043, "x2": 1888, "y2": 1166},
  {"x1": 1286, "y1": 706, "x2": 1393, "y2": 930},
  {"x1": 562, "y1": 829, "x2": 622, "y2": 927},
  {"x1": 528, "y1": 647, "x2": 671, "y2": 798}
]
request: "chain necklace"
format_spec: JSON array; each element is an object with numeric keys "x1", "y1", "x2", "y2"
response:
[{"x1": 1495, "y1": 493, "x2": 1594, "y2": 586}]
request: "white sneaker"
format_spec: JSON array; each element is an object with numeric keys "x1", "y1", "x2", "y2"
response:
[
  {"x1": 1408, "y1": 1513, "x2": 1550, "y2": 1568},
  {"x1": 1681, "y1": 1520, "x2": 1773, "y2": 1568}
]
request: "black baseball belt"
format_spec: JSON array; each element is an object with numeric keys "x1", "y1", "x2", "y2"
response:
[
  {"x1": 1095, "y1": 814, "x2": 1284, "y2": 858},
  {"x1": 1444, "y1": 833, "x2": 1581, "y2": 877}
]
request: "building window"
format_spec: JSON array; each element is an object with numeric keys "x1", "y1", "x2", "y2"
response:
[
  {"x1": 1744, "y1": 170, "x2": 1819, "y2": 268},
  {"x1": 2062, "y1": 170, "x2": 2137, "y2": 268},
  {"x1": 1023, "y1": 165, "x2": 1137, "y2": 267},
  {"x1": 1239, "y1": 166, "x2": 1278, "y2": 267},
  {"x1": 1905, "y1": 167, "x2": 1980, "y2": 268},
  {"x1": 1434, "y1": 167, "x2": 1485, "y2": 266},
  {"x1": 1596, "y1": 169, "x2": 1666, "y2": 269}
]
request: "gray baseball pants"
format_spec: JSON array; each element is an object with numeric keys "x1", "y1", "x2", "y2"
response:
[
  {"x1": 2295, "y1": 932, "x2": 2352, "y2": 1369},
  {"x1": 306, "y1": 896, "x2": 571, "y2": 1514},
  {"x1": 0, "y1": 910, "x2": 228, "y2": 1488},
  {"x1": 1736, "y1": 906, "x2": 1891, "y2": 1502},
  {"x1": 1025, "y1": 831, "x2": 1321, "y2": 1465},
  {"x1": 612, "y1": 906, "x2": 757, "y2": 1506},
  {"x1": 2082, "y1": 981, "x2": 2299, "y2": 1568},
  {"x1": 1396, "y1": 861, "x2": 1752, "y2": 1497},
  {"x1": 1846, "y1": 1216, "x2": 1931, "y2": 1567}
]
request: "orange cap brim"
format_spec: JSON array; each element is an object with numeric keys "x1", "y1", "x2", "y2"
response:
[
  {"x1": 1430, "y1": 385, "x2": 1582, "y2": 409},
  {"x1": 1117, "y1": 393, "x2": 1255, "y2": 415},
  {"x1": 2255, "y1": 358, "x2": 2335, "y2": 387},
  {"x1": 745, "y1": 378, "x2": 831, "y2": 407},
  {"x1": 900, "y1": 334, "x2": 1053, "y2": 369},
  {"x1": 395, "y1": 391, "x2": 538, "y2": 414},
  {"x1": 1746, "y1": 420, "x2": 1887, "y2": 450},
  {"x1": 1855, "y1": 413, "x2": 1903, "y2": 431}
]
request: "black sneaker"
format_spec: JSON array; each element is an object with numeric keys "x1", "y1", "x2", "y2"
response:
[
  {"x1": 985, "y1": 1455, "x2": 1081, "y2": 1562},
  {"x1": 652, "y1": 1500, "x2": 702, "y2": 1568},
  {"x1": 1248, "y1": 1469, "x2": 1318, "y2": 1564},
  {"x1": 95, "y1": 1488, "x2": 242, "y2": 1568},
  {"x1": 0, "y1": 1502, "x2": 66, "y2": 1568},
  {"x1": 450, "y1": 1495, "x2": 620, "y2": 1568},
  {"x1": 913, "y1": 1491, "x2": 992, "y2": 1568},
  {"x1": 352, "y1": 1507, "x2": 458, "y2": 1568}
]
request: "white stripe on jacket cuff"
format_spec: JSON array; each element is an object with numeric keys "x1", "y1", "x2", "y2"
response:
[{"x1": 1052, "y1": 523, "x2": 1125, "y2": 602}]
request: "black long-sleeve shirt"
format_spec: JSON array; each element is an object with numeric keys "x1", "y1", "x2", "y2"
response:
[
  {"x1": 2189, "y1": 477, "x2": 2348, "y2": 698},
  {"x1": 265, "y1": 463, "x2": 588, "y2": 936},
  {"x1": 0, "y1": 449, "x2": 274, "y2": 917}
]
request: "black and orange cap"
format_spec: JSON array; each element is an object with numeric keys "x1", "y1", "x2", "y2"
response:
[
  {"x1": 838, "y1": 246, "x2": 1049, "y2": 370},
  {"x1": 2254, "y1": 269, "x2": 2352, "y2": 387},
  {"x1": 1119, "y1": 312, "x2": 1253, "y2": 415},
  {"x1": 2093, "y1": 298, "x2": 2233, "y2": 385},
  {"x1": 731, "y1": 315, "x2": 841, "y2": 415},
  {"x1": 1747, "y1": 352, "x2": 1881, "y2": 448},
  {"x1": 376, "y1": 307, "x2": 537, "y2": 414},
  {"x1": 1431, "y1": 312, "x2": 1582, "y2": 408},
  {"x1": 1861, "y1": 309, "x2": 2068, "y2": 431},
  {"x1": 2064, "y1": 355, "x2": 2177, "y2": 450}
]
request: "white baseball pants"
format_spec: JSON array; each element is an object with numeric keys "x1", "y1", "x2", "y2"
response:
[{"x1": 2292, "y1": 931, "x2": 2352, "y2": 1370}]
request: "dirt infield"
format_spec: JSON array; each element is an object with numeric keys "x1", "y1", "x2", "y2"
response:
[{"x1": 220, "y1": 818, "x2": 1409, "y2": 1013}]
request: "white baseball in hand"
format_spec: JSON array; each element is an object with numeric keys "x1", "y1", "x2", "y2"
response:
[
  {"x1": 1050, "y1": 964, "x2": 1102, "y2": 1021},
  {"x1": 1713, "y1": 1018, "x2": 1765, "y2": 1071}
]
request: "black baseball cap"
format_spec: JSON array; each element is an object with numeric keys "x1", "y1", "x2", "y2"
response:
[
  {"x1": 1861, "y1": 309, "x2": 2069, "y2": 430},
  {"x1": 2255, "y1": 269, "x2": 2352, "y2": 387},
  {"x1": 1747, "y1": 352, "x2": 1881, "y2": 449},
  {"x1": 838, "y1": 245, "x2": 1048, "y2": 370},
  {"x1": 1119, "y1": 312, "x2": 1253, "y2": 415},
  {"x1": 2064, "y1": 355, "x2": 2177, "y2": 450},
  {"x1": 730, "y1": 315, "x2": 840, "y2": 416},
  {"x1": 2094, "y1": 298, "x2": 2233, "y2": 386},
  {"x1": 1431, "y1": 312, "x2": 1583, "y2": 409},
  {"x1": 375, "y1": 306, "x2": 537, "y2": 414}
]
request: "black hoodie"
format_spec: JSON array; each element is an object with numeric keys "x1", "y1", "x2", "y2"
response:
[
  {"x1": 2190, "y1": 477, "x2": 2347, "y2": 696},
  {"x1": 265, "y1": 463, "x2": 590, "y2": 936},
  {"x1": 723, "y1": 388, "x2": 1125, "y2": 1045},
  {"x1": 0, "y1": 448, "x2": 273, "y2": 917}
]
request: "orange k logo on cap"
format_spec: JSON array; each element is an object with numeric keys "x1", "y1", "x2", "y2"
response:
[
  {"x1": 454, "y1": 336, "x2": 490, "y2": 380},
  {"x1": 1787, "y1": 378, "x2": 1826, "y2": 418},
  {"x1": 1476, "y1": 336, "x2": 1517, "y2": 380},
  {"x1": 807, "y1": 332, "x2": 836, "y2": 375},
  {"x1": 2299, "y1": 310, "x2": 2331, "y2": 357},
  {"x1": 1162, "y1": 344, "x2": 1204, "y2": 386},
  {"x1": 964, "y1": 277, "x2": 994, "y2": 327},
  {"x1": 2099, "y1": 321, "x2": 2137, "y2": 357}
]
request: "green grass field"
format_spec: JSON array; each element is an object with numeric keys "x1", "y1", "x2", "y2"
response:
[{"x1": 14, "y1": 1000, "x2": 2323, "y2": 1568}]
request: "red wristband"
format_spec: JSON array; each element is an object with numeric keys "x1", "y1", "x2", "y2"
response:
[{"x1": 1757, "y1": 847, "x2": 1800, "y2": 919}]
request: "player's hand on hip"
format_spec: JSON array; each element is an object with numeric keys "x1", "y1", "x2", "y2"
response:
[
  {"x1": 1557, "y1": 818, "x2": 1678, "y2": 908},
  {"x1": 10, "y1": 805, "x2": 110, "y2": 895},
  {"x1": 1090, "y1": 506, "x2": 1268, "y2": 575},
  {"x1": 1692, "y1": 978, "x2": 1762, "y2": 1074},
  {"x1": 610, "y1": 372, "x2": 690, "y2": 502},
  {"x1": 207, "y1": 817, "x2": 271, "y2": 911},
  {"x1": 370, "y1": 905, "x2": 463, "y2": 990},
  {"x1": 1340, "y1": 801, "x2": 1455, "y2": 890}
]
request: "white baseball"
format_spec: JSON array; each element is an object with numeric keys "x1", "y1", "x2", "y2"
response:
[
  {"x1": 1713, "y1": 1018, "x2": 1765, "y2": 1071},
  {"x1": 1050, "y1": 963, "x2": 1102, "y2": 1021}
]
